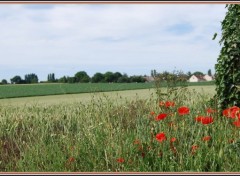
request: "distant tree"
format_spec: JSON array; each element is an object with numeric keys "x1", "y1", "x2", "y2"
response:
[
  {"x1": 129, "y1": 76, "x2": 145, "y2": 83},
  {"x1": 151, "y1": 69, "x2": 157, "y2": 77},
  {"x1": 113, "y1": 72, "x2": 123, "y2": 82},
  {"x1": 47, "y1": 73, "x2": 55, "y2": 82},
  {"x1": 58, "y1": 76, "x2": 67, "y2": 83},
  {"x1": 92, "y1": 72, "x2": 105, "y2": 83},
  {"x1": 104, "y1": 72, "x2": 115, "y2": 83},
  {"x1": 25, "y1": 73, "x2": 38, "y2": 84},
  {"x1": 1, "y1": 79, "x2": 8, "y2": 84},
  {"x1": 187, "y1": 71, "x2": 192, "y2": 78},
  {"x1": 74, "y1": 71, "x2": 90, "y2": 83},
  {"x1": 192, "y1": 71, "x2": 204, "y2": 77},
  {"x1": 67, "y1": 76, "x2": 76, "y2": 83},
  {"x1": 10, "y1": 75, "x2": 22, "y2": 84},
  {"x1": 207, "y1": 69, "x2": 212, "y2": 76},
  {"x1": 117, "y1": 73, "x2": 129, "y2": 83}
]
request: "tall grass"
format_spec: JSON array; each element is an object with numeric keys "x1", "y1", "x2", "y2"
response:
[{"x1": 0, "y1": 86, "x2": 239, "y2": 172}]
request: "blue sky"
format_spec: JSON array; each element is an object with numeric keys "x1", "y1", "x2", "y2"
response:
[{"x1": 0, "y1": 4, "x2": 227, "y2": 82}]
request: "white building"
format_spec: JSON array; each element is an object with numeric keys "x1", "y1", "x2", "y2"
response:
[
  {"x1": 203, "y1": 75, "x2": 213, "y2": 81},
  {"x1": 189, "y1": 75, "x2": 213, "y2": 82}
]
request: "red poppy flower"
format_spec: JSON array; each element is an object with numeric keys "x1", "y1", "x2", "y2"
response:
[
  {"x1": 233, "y1": 120, "x2": 240, "y2": 128},
  {"x1": 201, "y1": 117, "x2": 213, "y2": 125},
  {"x1": 191, "y1": 145, "x2": 198, "y2": 154},
  {"x1": 223, "y1": 106, "x2": 240, "y2": 118},
  {"x1": 195, "y1": 116, "x2": 204, "y2": 122},
  {"x1": 202, "y1": 136, "x2": 211, "y2": 141},
  {"x1": 116, "y1": 158, "x2": 124, "y2": 163},
  {"x1": 150, "y1": 111, "x2": 155, "y2": 116},
  {"x1": 155, "y1": 113, "x2": 167, "y2": 121},
  {"x1": 165, "y1": 101, "x2": 175, "y2": 108},
  {"x1": 156, "y1": 132, "x2": 167, "y2": 143},
  {"x1": 206, "y1": 108, "x2": 216, "y2": 114},
  {"x1": 170, "y1": 137, "x2": 176, "y2": 143},
  {"x1": 178, "y1": 106, "x2": 190, "y2": 115},
  {"x1": 230, "y1": 108, "x2": 240, "y2": 118}
]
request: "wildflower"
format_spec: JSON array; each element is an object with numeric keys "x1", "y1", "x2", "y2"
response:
[
  {"x1": 141, "y1": 152, "x2": 145, "y2": 158},
  {"x1": 156, "y1": 132, "x2": 167, "y2": 143},
  {"x1": 195, "y1": 116, "x2": 204, "y2": 122},
  {"x1": 116, "y1": 158, "x2": 124, "y2": 163},
  {"x1": 201, "y1": 117, "x2": 213, "y2": 125},
  {"x1": 191, "y1": 145, "x2": 198, "y2": 154},
  {"x1": 155, "y1": 113, "x2": 167, "y2": 121},
  {"x1": 202, "y1": 136, "x2": 211, "y2": 141},
  {"x1": 165, "y1": 101, "x2": 175, "y2": 108},
  {"x1": 178, "y1": 106, "x2": 190, "y2": 115},
  {"x1": 170, "y1": 137, "x2": 176, "y2": 143},
  {"x1": 150, "y1": 111, "x2": 155, "y2": 116},
  {"x1": 206, "y1": 108, "x2": 216, "y2": 114},
  {"x1": 223, "y1": 106, "x2": 239, "y2": 118},
  {"x1": 233, "y1": 120, "x2": 240, "y2": 128}
]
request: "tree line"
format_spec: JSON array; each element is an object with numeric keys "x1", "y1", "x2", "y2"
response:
[
  {"x1": 0, "y1": 69, "x2": 214, "y2": 85},
  {"x1": 0, "y1": 71, "x2": 146, "y2": 85}
]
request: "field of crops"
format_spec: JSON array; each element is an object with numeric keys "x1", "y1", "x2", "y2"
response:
[
  {"x1": 0, "y1": 85, "x2": 240, "y2": 172},
  {"x1": 0, "y1": 83, "x2": 155, "y2": 99},
  {"x1": 0, "y1": 81, "x2": 215, "y2": 99}
]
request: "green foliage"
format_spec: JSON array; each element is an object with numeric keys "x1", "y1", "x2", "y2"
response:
[
  {"x1": 1, "y1": 79, "x2": 8, "y2": 85},
  {"x1": 92, "y1": 72, "x2": 105, "y2": 83},
  {"x1": 214, "y1": 4, "x2": 240, "y2": 110},
  {"x1": 154, "y1": 70, "x2": 188, "y2": 103},
  {"x1": 0, "y1": 86, "x2": 239, "y2": 171},
  {"x1": 74, "y1": 71, "x2": 90, "y2": 83},
  {"x1": 10, "y1": 75, "x2": 23, "y2": 84},
  {"x1": 25, "y1": 73, "x2": 38, "y2": 84},
  {"x1": 192, "y1": 71, "x2": 204, "y2": 77},
  {"x1": 47, "y1": 73, "x2": 55, "y2": 83}
]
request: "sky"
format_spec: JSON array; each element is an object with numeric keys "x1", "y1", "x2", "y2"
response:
[{"x1": 0, "y1": 4, "x2": 227, "y2": 82}]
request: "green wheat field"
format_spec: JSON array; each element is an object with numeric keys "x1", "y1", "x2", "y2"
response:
[{"x1": 0, "y1": 84, "x2": 240, "y2": 172}]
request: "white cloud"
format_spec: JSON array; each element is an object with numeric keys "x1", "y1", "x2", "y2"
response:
[{"x1": 0, "y1": 4, "x2": 227, "y2": 81}]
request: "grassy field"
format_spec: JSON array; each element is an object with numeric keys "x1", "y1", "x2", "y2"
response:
[
  {"x1": 0, "y1": 81, "x2": 215, "y2": 99},
  {"x1": 2, "y1": 85, "x2": 240, "y2": 172},
  {"x1": 0, "y1": 83, "x2": 155, "y2": 99}
]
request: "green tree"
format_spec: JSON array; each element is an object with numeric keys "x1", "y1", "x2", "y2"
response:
[
  {"x1": 58, "y1": 76, "x2": 67, "y2": 83},
  {"x1": 117, "y1": 73, "x2": 129, "y2": 83},
  {"x1": 207, "y1": 69, "x2": 212, "y2": 76},
  {"x1": 1, "y1": 79, "x2": 8, "y2": 84},
  {"x1": 113, "y1": 72, "x2": 123, "y2": 82},
  {"x1": 47, "y1": 73, "x2": 55, "y2": 83},
  {"x1": 92, "y1": 72, "x2": 105, "y2": 83},
  {"x1": 192, "y1": 71, "x2": 204, "y2": 77},
  {"x1": 104, "y1": 72, "x2": 115, "y2": 83},
  {"x1": 25, "y1": 73, "x2": 38, "y2": 84},
  {"x1": 74, "y1": 71, "x2": 90, "y2": 83},
  {"x1": 129, "y1": 75, "x2": 145, "y2": 83},
  {"x1": 214, "y1": 4, "x2": 240, "y2": 109},
  {"x1": 10, "y1": 76, "x2": 22, "y2": 84}
]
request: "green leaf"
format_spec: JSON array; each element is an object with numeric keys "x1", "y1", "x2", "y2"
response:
[{"x1": 212, "y1": 33, "x2": 218, "y2": 40}]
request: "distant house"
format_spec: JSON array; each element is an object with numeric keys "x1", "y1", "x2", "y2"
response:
[
  {"x1": 188, "y1": 75, "x2": 213, "y2": 82},
  {"x1": 144, "y1": 76, "x2": 155, "y2": 82},
  {"x1": 203, "y1": 75, "x2": 213, "y2": 81}
]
